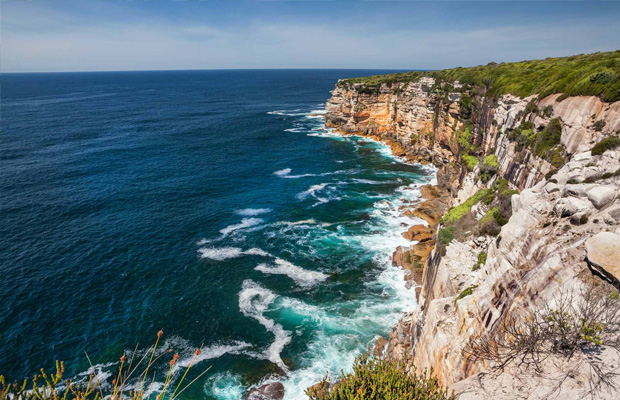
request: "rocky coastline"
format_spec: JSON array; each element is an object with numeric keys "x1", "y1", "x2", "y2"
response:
[{"x1": 323, "y1": 74, "x2": 620, "y2": 398}]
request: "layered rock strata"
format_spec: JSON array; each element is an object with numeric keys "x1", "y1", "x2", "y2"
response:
[{"x1": 326, "y1": 78, "x2": 620, "y2": 398}]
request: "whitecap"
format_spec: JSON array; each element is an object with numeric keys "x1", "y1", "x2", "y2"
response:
[
  {"x1": 238, "y1": 280, "x2": 291, "y2": 373},
  {"x1": 273, "y1": 168, "x2": 292, "y2": 177},
  {"x1": 198, "y1": 246, "x2": 244, "y2": 261},
  {"x1": 296, "y1": 183, "x2": 328, "y2": 200},
  {"x1": 255, "y1": 258, "x2": 328, "y2": 288},
  {"x1": 173, "y1": 341, "x2": 251, "y2": 372},
  {"x1": 198, "y1": 246, "x2": 272, "y2": 261},
  {"x1": 235, "y1": 208, "x2": 272, "y2": 216},
  {"x1": 219, "y1": 217, "x2": 263, "y2": 236}
]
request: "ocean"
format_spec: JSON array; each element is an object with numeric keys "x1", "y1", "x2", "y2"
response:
[{"x1": 0, "y1": 70, "x2": 434, "y2": 399}]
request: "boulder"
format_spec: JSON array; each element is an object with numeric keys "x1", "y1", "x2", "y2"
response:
[
  {"x1": 554, "y1": 197, "x2": 592, "y2": 217},
  {"x1": 608, "y1": 206, "x2": 620, "y2": 223},
  {"x1": 544, "y1": 183, "x2": 561, "y2": 194},
  {"x1": 562, "y1": 184, "x2": 587, "y2": 198},
  {"x1": 586, "y1": 186, "x2": 616, "y2": 209},
  {"x1": 573, "y1": 151, "x2": 592, "y2": 162},
  {"x1": 569, "y1": 212, "x2": 589, "y2": 226},
  {"x1": 585, "y1": 232, "x2": 620, "y2": 289},
  {"x1": 373, "y1": 336, "x2": 388, "y2": 356},
  {"x1": 402, "y1": 224, "x2": 433, "y2": 241},
  {"x1": 246, "y1": 382, "x2": 285, "y2": 400}
]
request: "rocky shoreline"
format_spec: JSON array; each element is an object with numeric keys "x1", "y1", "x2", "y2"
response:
[{"x1": 322, "y1": 74, "x2": 620, "y2": 398}]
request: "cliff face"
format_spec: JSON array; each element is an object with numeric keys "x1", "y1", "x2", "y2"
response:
[{"x1": 325, "y1": 79, "x2": 620, "y2": 397}]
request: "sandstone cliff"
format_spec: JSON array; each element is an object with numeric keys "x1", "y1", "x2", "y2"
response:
[{"x1": 325, "y1": 77, "x2": 620, "y2": 399}]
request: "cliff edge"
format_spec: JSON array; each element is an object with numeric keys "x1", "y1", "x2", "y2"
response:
[{"x1": 325, "y1": 51, "x2": 620, "y2": 399}]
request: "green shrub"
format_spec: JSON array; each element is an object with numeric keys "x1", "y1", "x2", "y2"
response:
[
  {"x1": 591, "y1": 136, "x2": 620, "y2": 155},
  {"x1": 439, "y1": 227, "x2": 456, "y2": 245},
  {"x1": 455, "y1": 285, "x2": 478, "y2": 303},
  {"x1": 462, "y1": 155, "x2": 479, "y2": 171},
  {"x1": 457, "y1": 123, "x2": 475, "y2": 155},
  {"x1": 593, "y1": 120, "x2": 606, "y2": 132},
  {"x1": 441, "y1": 189, "x2": 492, "y2": 224},
  {"x1": 542, "y1": 105, "x2": 554, "y2": 118},
  {"x1": 459, "y1": 94, "x2": 474, "y2": 120},
  {"x1": 480, "y1": 207, "x2": 499, "y2": 226},
  {"x1": 483, "y1": 154, "x2": 499, "y2": 169},
  {"x1": 306, "y1": 353, "x2": 454, "y2": 400},
  {"x1": 534, "y1": 118, "x2": 563, "y2": 158},
  {"x1": 590, "y1": 71, "x2": 614, "y2": 85},
  {"x1": 473, "y1": 251, "x2": 487, "y2": 271}
]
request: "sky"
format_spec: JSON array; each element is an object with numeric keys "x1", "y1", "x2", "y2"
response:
[{"x1": 2, "y1": 0, "x2": 620, "y2": 73}]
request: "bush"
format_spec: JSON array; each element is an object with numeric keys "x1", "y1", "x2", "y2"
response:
[
  {"x1": 473, "y1": 251, "x2": 487, "y2": 271},
  {"x1": 459, "y1": 94, "x2": 474, "y2": 121},
  {"x1": 439, "y1": 227, "x2": 456, "y2": 245},
  {"x1": 465, "y1": 285, "x2": 620, "y2": 394},
  {"x1": 480, "y1": 208, "x2": 502, "y2": 236},
  {"x1": 591, "y1": 136, "x2": 620, "y2": 155},
  {"x1": 306, "y1": 353, "x2": 454, "y2": 400},
  {"x1": 441, "y1": 189, "x2": 492, "y2": 224},
  {"x1": 457, "y1": 123, "x2": 475, "y2": 155},
  {"x1": 542, "y1": 105, "x2": 554, "y2": 118},
  {"x1": 483, "y1": 154, "x2": 499, "y2": 169},
  {"x1": 462, "y1": 155, "x2": 479, "y2": 171},
  {"x1": 593, "y1": 120, "x2": 606, "y2": 132},
  {"x1": 455, "y1": 285, "x2": 478, "y2": 303},
  {"x1": 589, "y1": 71, "x2": 615, "y2": 85}
]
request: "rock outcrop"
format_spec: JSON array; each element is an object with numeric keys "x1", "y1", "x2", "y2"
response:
[{"x1": 325, "y1": 77, "x2": 620, "y2": 398}]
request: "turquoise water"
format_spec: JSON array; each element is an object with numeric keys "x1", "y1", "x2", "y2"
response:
[{"x1": 0, "y1": 70, "x2": 434, "y2": 399}]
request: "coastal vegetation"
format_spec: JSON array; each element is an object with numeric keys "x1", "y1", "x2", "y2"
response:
[
  {"x1": 455, "y1": 285, "x2": 479, "y2": 303},
  {"x1": 465, "y1": 284, "x2": 620, "y2": 395},
  {"x1": 507, "y1": 118, "x2": 566, "y2": 168},
  {"x1": 0, "y1": 332, "x2": 209, "y2": 400},
  {"x1": 472, "y1": 251, "x2": 487, "y2": 272},
  {"x1": 591, "y1": 135, "x2": 620, "y2": 155},
  {"x1": 338, "y1": 50, "x2": 620, "y2": 102},
  {"x1": 306, "y1": 353, "x2": 454, "y2": 400}
]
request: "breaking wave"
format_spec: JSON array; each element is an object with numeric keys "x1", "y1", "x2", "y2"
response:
[{"x1": 255, "y1": 258, "x2": 328, "y2": 288}]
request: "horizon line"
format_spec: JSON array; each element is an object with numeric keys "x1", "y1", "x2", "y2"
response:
[{"x1": 2, "y1": 67, "x2": 425, "y2": 75}]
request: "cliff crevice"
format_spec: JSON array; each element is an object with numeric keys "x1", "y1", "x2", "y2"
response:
[{"x1": 325, "y1": 74, "x2": 620, "y2": 398}]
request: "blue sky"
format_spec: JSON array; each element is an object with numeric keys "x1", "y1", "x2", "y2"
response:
[{"x1": 2, "y1": 0, "x2": 620, "y2": 72}]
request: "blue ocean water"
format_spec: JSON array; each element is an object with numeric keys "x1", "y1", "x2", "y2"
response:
[{"x1": 0, "y1": 70, "x2": 434, "y2": 399}]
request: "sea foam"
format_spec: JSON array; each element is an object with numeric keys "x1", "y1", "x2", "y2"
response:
[
  {"x1": 198, "y1": 246, "x2": 271, "y2": 261},
  {"x1": 238, "y1": 280, "x2": 291, "y2": 373},
  {"x1": 255, "y1": 258, "x2": 328, "y2": 288},
  {"x1": 219, "y1": 217, "x2": 263, "y2": 236},
  {"x1": 235, "y1": 208, "x2": 272, "y2": 216}
]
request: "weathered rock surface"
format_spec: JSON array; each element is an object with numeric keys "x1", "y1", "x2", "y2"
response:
[
  {"x1": 325, "y1": 77, "x2": 620, "y2": 398},
  {"x1": 554, "y1": 197, "x2": 592, "y2": 217},
  {"x1": 585, "y1": 232, "x2": 620, "y2": 289},
  {"x1": 246, "y1": 382, "x2": 285, "y2": 400},
  {"x1": 586, "y1": 186, "x2": 617, "y2": 209}
]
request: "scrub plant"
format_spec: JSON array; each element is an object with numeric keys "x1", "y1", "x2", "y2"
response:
[
  {"x1": 465, "y1": 284, "x2": 620, "y2": 395},
  {"x1": 0, "y1": 331, "x2": 210, "y2": 400},
  {"x1": 306, "y1": 353, "x2": 454, "y2": 400}
]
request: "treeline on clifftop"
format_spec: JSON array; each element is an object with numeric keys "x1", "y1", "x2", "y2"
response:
[{"x1": 338, "y1": 50, "x2": 620, "y2": 102}]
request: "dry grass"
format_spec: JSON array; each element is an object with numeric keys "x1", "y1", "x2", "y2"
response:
[{"x1": 0, "y1": 331, "x2": 211, "y2": 400}]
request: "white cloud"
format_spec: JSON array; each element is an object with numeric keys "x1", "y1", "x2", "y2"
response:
[{"x1": 2, "y1": 4, "x2": 619, "y2": 72}]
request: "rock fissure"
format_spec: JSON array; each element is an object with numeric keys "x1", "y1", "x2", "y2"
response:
[{"x1": 324, "y1": 73, "x2": 620, "y2": 399}]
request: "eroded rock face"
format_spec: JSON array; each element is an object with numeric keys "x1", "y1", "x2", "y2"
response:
[
  {"x1": 324, "y1": 79, "x2": 620, "y2": 396},
  {"x1": 585, "y1": 232, "x2": 620, "y2": 289},
  {"x1": 387, "y1": 150, "x2": 620, "y2": 389}
]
